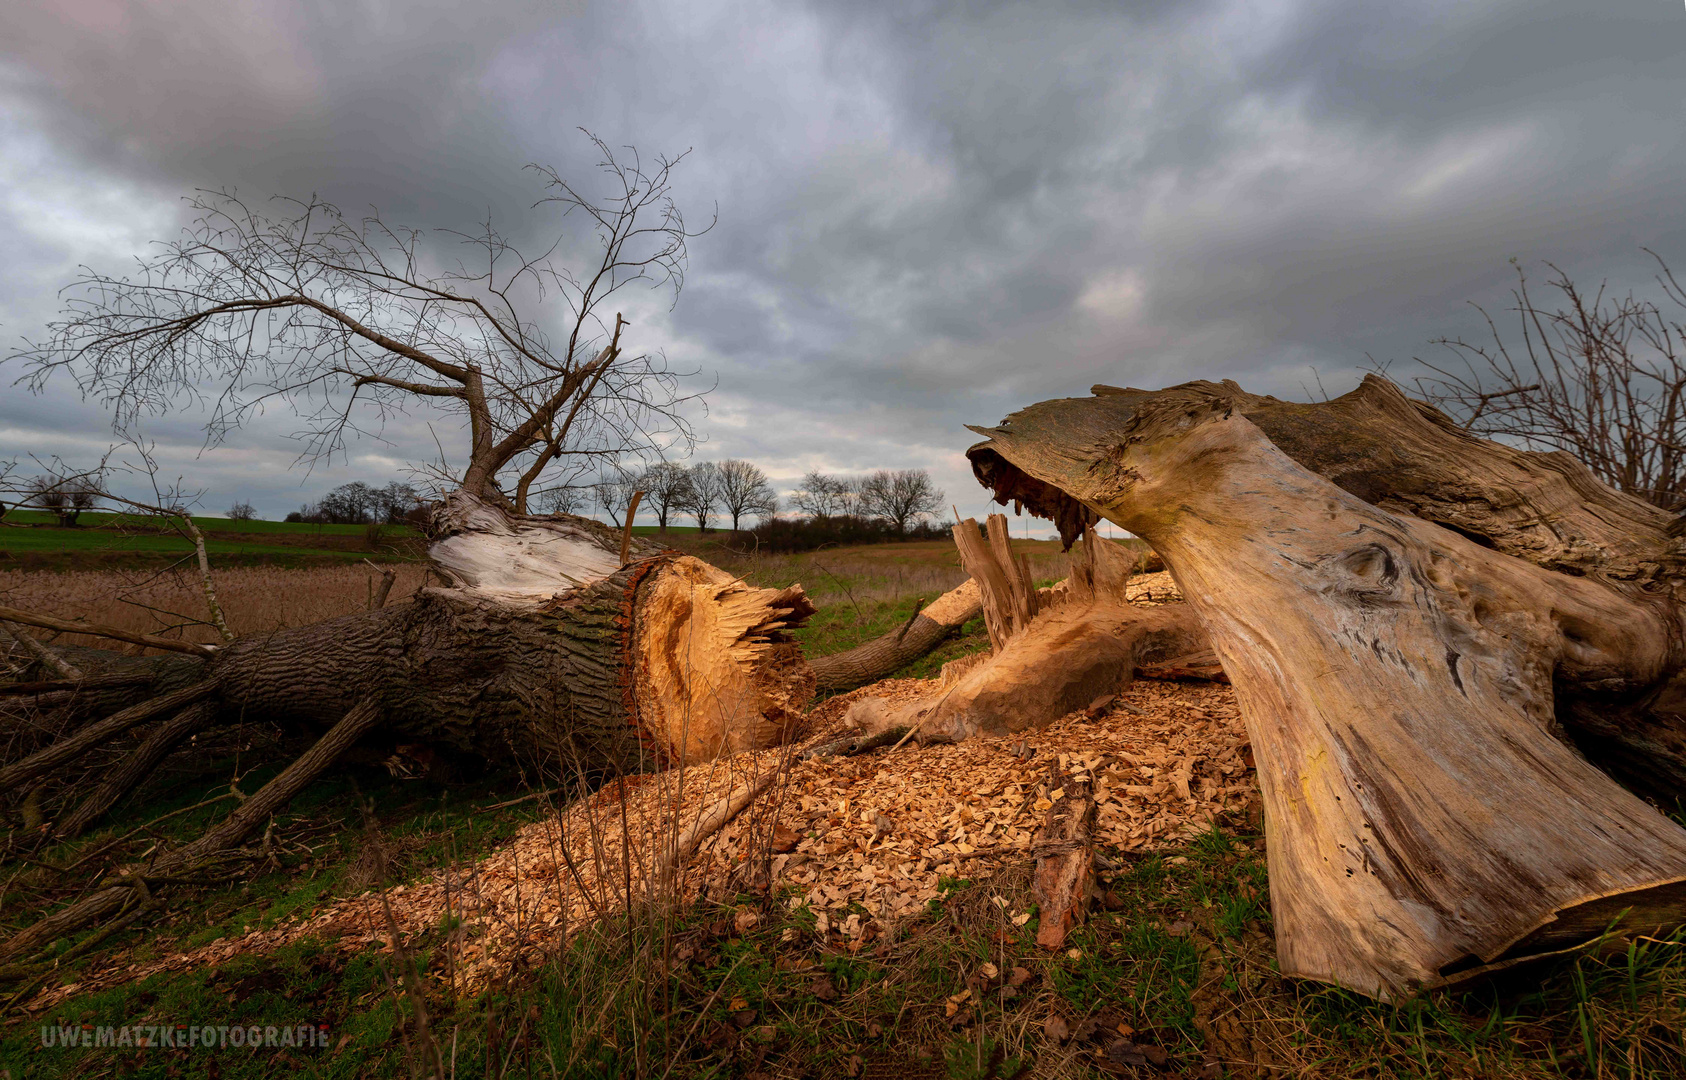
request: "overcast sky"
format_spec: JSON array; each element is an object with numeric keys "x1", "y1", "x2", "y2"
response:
[{"x1": 2, "y1": 0, "x2": 1683, "y2": 531}]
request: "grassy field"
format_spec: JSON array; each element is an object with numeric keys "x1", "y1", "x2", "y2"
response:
[
  {"x1": 0, "y1": 510, "x2": 423, "y2": 570},
  {"x1": 4, "y1": 536, "x2": 1680, "y2": 1077}
]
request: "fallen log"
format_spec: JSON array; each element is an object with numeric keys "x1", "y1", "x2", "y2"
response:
[
  {"x1": 966, "y1": 377, "x2": 1686, "y2": 998},
  {"x1": 809, "y1": 579, "x2": 983, "y2": 692},
  {"x1": 847, "y1": 515, "x2": 1204, "y2": 743}
]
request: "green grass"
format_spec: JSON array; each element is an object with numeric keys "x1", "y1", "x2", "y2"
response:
[
  {"x1": 11, "y1": 820, "x2": 1682, "y2": 1078},
  {"x1": 0, "y1": 511, "x2": 421, "y2": 568}
]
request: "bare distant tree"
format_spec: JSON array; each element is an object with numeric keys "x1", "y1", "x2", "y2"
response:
[
  {"x1": 679, "y1": 461, "x2": 723, "y2": 531},
  {"x1": 317, "y1": 482, "x2": 377, "y2": 524},
  {"x1": 371, "y1": 481, "x2": 420, "y2": 524},
  {"x1": 28, "y1": 474, "x2": 99, "y2": 527},
  {"x1": 593, "y1": 468, "x2": 642, "y2": 528},
  {"x1": 9, "y1": 132, "x2": 710, "y2": 514},
  {"x1": 0, "y1": 459, "x2": 17, "y2": 523},
  {"x1": 638, "y1": 461, "x2": 694, "y2": 532},
  {"x1": 1411, "y1": 252, "x2": 1686, "y2": 511},
  {"x1": 536, "y1": 484, "x2": 588, "y2": 516},
  {"x1": 227, "y1": 501, "x2": 257, "y2": 521},
  {"x1": 791, "y1": 470, "x2": 853, "y2": 519},
  {"x1": 716, "y1": 459, "x2": 778, "y2": 531},
  {"x1": 859, "y1": 468, "x2": 944, "y2": 533}
]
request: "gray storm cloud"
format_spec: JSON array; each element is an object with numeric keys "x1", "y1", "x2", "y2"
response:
[{"x1": 2, "y1": 0, "x2": 1682, "y2": 524}]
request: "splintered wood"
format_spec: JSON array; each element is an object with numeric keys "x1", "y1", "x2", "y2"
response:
[{"x1": 23, "y1": 671, "x2": 1251, "y2": 1013}]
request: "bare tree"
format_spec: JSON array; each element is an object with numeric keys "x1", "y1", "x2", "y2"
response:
[
  {"x1": 791, "y1": 470, "x2": 852, "y2": 519},
  {"x1": 859, "y1": 468, "x2": 944, "y2": 533},
  {"x1": 28, "y1": 476, "x2": 70, "y2": 527},
  {"x1": 0, "y1": 141, "x2": 965, "y2": 962},
  {"x1": 593, "y1": 468, "x2": 642, "y2": 528},
  {"x1": 9, "y1": 132, "x2": 709, "y2": 512},
  {"x1": 536, "y1": 483, "x2": 588, "y2": 516},
  {"x1": 638, "y1": 461, "x2": 693, "y2": 532},
  {"x1": 679, "y1": 461, "x2": 723, "y2": 531},
  {"x1": 715, "y1": 459, "x2": 778, "y2": 531},
  {"x1": 372, "y1": 481, "x2": 420, "y2": 524},
  {"x1": 227, "y1": 501, "x2": 257, "y2": 521},
  {"x1": 1410, "y1": 252, "x2": 1686, "y2": 511}
]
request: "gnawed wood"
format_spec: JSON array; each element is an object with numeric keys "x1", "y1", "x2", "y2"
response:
[
  {"x1": 846, "y1": 523, "x2": 1205, "y2": 744},
  {"x1": 630, "y1": 557, "x2": 816, "y2": 764},
  {"x1": 967, "y1": 379, "x2": 1686, "y2": 998}
]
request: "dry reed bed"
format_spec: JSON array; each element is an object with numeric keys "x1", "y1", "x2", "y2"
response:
[
  {"x1": 0, "y1": 565, "x2": 430, "y2": 651},
  {"x1": 22, "y1": 674, "x2": 1253, "y2": 1012}
]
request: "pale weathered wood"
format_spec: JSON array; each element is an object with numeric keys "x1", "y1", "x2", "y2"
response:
[
  {"x1": 847, "y1": 525, "x2": 1202, "y2": 744},
  {"x1": 967, "y1": 380, "x2": 1686, "y2": 998}
]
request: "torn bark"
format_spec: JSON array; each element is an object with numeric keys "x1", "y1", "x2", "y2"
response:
[
  {"x1": 967, "y1": 377, "x2": 1686, "y2": 998},
  {"x1": 1033, "y1": 759, "x2": 1096, "y2": 950}
]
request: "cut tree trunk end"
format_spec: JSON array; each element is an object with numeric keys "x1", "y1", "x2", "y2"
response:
[{"x1": 966, "y1": 377, "x2": 1686, "y2": 999}]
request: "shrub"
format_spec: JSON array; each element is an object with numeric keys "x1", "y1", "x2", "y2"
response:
[{"x1": 745, "y1": 514, "x2": 951, "y2": 553}]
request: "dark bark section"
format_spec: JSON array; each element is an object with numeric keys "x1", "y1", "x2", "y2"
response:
[{"x1": 56, "y1": 702, "x2": 217, "y2": 837}]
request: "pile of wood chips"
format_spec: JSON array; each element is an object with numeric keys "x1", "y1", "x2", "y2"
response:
[{"x1": 27, "y1": 576, "x2": 1258, "y2": 1011}]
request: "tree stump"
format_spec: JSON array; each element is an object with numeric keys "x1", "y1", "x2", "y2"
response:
[{"x1": 966, "y1": 377, "x2": 1686, "y2": 998}]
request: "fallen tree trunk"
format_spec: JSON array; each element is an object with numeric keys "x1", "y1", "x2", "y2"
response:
[
  {"x1": 2, "y1": 491, "x2": 974, "y2": 834},
  {"x1": 1, "y1": 491, "x2": 986, "y2": 956},
  {"x1": 966, "y1": 376, "x2": 1686, "y2": 998}
]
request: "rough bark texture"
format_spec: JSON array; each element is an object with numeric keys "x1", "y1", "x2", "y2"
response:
[
  {"x1": 966, "y1": 377, "x2": 1686, "y2": 999},
  {"x1": 1032, "y1": 759, "x2": 1096, "y2": 951}
]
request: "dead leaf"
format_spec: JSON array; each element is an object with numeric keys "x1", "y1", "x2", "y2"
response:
[
  {"x1": 1105, "y1": 1039, "x2": 1149, "y2": 1068},
  {"x1": 1009, "y1": 965, "x2": 1032, "y2": 987},
  {"x1": 1043, "y1": 1014, "x2": 1071, "y2": 1042},
  {"x1": 771, "y1": 823, "x2": 799, "y2": 853},
  {"x1": 810, "y1": 975, "x2": 838, "y2": 1002}
]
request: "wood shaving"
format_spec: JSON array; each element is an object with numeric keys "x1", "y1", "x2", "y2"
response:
[{"x1": 25, "y1": 647, "x2": 1253, "y2": 1013}]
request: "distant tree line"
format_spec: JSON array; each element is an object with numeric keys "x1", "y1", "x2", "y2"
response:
[
  {"x1": 533, "y1": 461, "x2": 946, "y2": 544},
  {"x1": 284, "y1": 481, "x2": 423, "y2": 525},
  {"x1": 539, "y1": 458, "x2": 781, "y2": 532},
  {"x1": 788, "y1": 468, "x2": 945, "y2": 533}
]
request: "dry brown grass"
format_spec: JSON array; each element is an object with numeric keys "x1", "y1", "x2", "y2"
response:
[{"x1": 0, "y1": 563, "x2": 431, "y2": 652}]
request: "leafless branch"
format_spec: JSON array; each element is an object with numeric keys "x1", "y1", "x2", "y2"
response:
[{"x1": 1409, "y1": 253, "x2": 1686, "y2": 511}]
